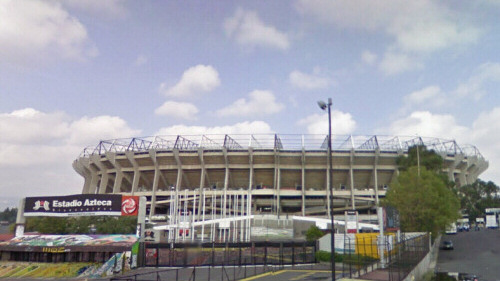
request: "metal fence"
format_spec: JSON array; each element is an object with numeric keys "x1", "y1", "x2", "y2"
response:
[
  {"x1": 143, "y1": 241, "x2": 316, "y2": 267},
  {"x1": 386, "y1": 233, "x2": 430, "y2": 281},
  {"x1": 339, "y1": 234, "x2": 384, "y2": 278},
  {"x1": 110, "y1": 264, "x2": 286, "y2": 281}
]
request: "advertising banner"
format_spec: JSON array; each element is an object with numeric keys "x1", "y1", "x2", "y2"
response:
[
  {"x1": 345, "y1": 210, "x2": 358, "y2": 234},
  {"x1": 24, "y1": 194, "x2": 139, "y2": 217}
]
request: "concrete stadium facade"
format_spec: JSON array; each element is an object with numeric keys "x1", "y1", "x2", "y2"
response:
[{"x1": 73, "y1": 134, "x2": 488, "y2": 220}]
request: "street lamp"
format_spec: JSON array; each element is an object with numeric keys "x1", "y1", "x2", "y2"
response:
[{"x1": 318, "y1": 98, "x2": 335, "y2": 281}]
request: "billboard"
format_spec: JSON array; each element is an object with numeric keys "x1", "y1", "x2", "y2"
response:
[
  {"x1": 345, "y1": 210, "x2": 358, "y2": 234},
  {"x1": 24, "y1": 194, "x2": 139, "y2": 217}
]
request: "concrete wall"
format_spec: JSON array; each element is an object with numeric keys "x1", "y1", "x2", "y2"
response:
[{"x1": 403, "y1": 235, "x2": 441, "y2": 281}]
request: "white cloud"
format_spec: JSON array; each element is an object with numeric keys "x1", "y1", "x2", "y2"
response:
[
  {"x1": 159, "y1": 65, "x2": 220, "y2": 98},
  {"x1": 0, "y1": 0, "x2": 97, "y2": 64},
  {"x1": 0, "y1": 108, "x2": 140, "y2": 197},
  {"x1": 401, "y1": 63, "x2": 500, "y2": 114},
  {"x1": 454, "y1": 62, "x2": 500, "y2": 100},
  {"x1": 0, "y1": 108, "x2": 69, "y2": 144},
  {"x1": 405, "y1": 86, "x2": 443, "y2": 105},
  {"x1": 216, "y1": 90, "x2": 285, "y2": 117},
  {"x1": 67, "y1": 115, "x2": 140, "y2": 146},
  {"x1": 379, "y1": 52, "x2": 423, "y2": 75},
  {"x1": 155, "y1": 101, "x2": 199, "y2": 120},
  {"x1": 156, "y1": 121, "x2": 274, "y2": 136},
  {"x1": 59, "y1": 0, "x2": 128, "y2": 19},
  {"x1": 361, "y1": 50, "x2": 377, "y2": 65},
  {"x1": 225, "y1": 8, "x2": 290, "y2": 50},
  {"x1": 296, "y1": 0, "x2": 480, "y2": 74},
  {"x1": 297, "y1": 111, "x2": 356, "y2": 135},
  {"x1": 386, "y1": 111, "x2": 468, "y2": 138},
  {"x1": 401, "y1": 86, "x2": 447, "y2": 113},
  {"x1": 289, "y1": 70, "x2": 331, "y2": 90},
  {"x1": 383, "y1": 108, "x2": 500, "y2": 184}
]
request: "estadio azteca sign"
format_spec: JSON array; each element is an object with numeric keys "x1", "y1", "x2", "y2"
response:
[{"x1": 24, "y1": 194, "x2": 139, "y2": 217}]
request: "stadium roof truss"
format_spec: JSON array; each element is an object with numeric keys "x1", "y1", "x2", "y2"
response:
[{"x1": 79, "y1": 134, "x2": 486, "y2": 160}]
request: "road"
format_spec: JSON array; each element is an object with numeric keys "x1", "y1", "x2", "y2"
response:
[{"x1": 436, "y1": 228, "x2": 500, "y2": 281}]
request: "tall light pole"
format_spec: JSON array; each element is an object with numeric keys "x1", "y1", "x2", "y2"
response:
[{"x1": 318, "y1": 98, "x2": 335, "y2": 281}]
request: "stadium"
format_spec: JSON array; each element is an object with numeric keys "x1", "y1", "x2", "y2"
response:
[{"x1": 72, "y1": 134, "x2": 487, "y2": 242}]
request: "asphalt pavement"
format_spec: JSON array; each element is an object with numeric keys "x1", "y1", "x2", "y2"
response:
[{"x1": 436, "y1": 228, "x2": 500, "y2": 281}]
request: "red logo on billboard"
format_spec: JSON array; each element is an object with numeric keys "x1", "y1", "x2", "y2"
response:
[{"x1": 121, "y1": 196, "x2": 139, "y2": 216}]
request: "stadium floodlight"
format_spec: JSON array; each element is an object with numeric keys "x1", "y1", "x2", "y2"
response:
[
  {"x1": 318, "y1": 98, "x2": 335, "y2": 281},
  {"x1": 317, "y1": 100, "x2": 328, "y2": 110}
]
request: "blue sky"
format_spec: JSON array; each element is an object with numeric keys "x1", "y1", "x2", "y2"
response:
[{"x1": 1, "y1": 0, "x2": 500, "y2": 204}]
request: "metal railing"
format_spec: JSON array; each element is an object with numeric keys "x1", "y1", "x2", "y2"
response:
[
  {"x1": 110, "y1": 263, "x2": 287, "y2": 281},
  {"x1": 143, "y1": 241, "x2": 316, "y2": 267}
]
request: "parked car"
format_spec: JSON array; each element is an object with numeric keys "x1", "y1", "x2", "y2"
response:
[
  {"x1": 459, "y1": 273, "x2": 478, "y2": 281},
  {"x1": 441, "y1": 240, "x2": 454, "y2": 250}
]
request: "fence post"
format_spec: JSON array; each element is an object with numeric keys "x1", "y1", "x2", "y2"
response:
[
  {"x1": 212, "y1": 242, "x2": 215, "y2": 267},
  {"x1": 280, "y1": 242, "x2": 283, "y2": 267},
  {"x1": 156, "y1": 245, "x2": 159, "y2": 266},
  {"x1": 138, "y1": 242, "x2": 145, "y2": 267},
  {"x1": 264, "y1": 242, "x2": 267, "y2": 267},
  {"x1": 349, "y1": 236, "x2": 352, "y2": 278},
  {"x1": 302, "y1": 242, "x2": 306, "y2": 263}
]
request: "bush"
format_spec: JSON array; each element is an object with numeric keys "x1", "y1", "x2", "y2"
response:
[
  {"x1": 315, "y1": 250, "x2": 331, "y2": 262},
  {"x1": 315, "y1": 251, "x2": 344, "y2": 262},
  {"x1": 305, "y1": 225, "x2": 324, "y2": 242}
]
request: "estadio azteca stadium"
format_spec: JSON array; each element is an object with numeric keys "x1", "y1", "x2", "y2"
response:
[{"x1": 73, "y1": 134, "x2": 487, "y2": 220}]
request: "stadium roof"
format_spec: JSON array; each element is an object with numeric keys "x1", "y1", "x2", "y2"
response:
[{"x1": 79, "y1": 134, "x2": 485, "y2": 160}]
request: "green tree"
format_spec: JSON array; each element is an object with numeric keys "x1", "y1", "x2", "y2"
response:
[
  {"x1": 0, "y1": 207, "x2": 17, "y2": 223},
  {"x1": 459, "y1": 179, "x2": 500, "y2": 222},
  {"x1": 396, "y1": 145, "x2": 444, "y2": 173},
  {"x1": 305, "y1": 225, "x2": 324, "y2": 242},
  {"x1": 25, "y1": 216, "x2": 137, "y2": 234},
  {"x1": 384, "y1": 166, "x2": 460, "y2": 235}
]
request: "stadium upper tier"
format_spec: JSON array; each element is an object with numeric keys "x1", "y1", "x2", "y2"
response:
[{"x1": 73, "y1": 134, "x2": 488, "y2": 216}]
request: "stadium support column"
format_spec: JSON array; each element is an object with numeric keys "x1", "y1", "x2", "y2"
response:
[
  {"x1": 149, "y1": 150, "x2": 160, "y2": 218},
  {"x1": 349, "y1": 149, "x2": 356, "y2": 210},
  {"x1": 149, "y1": 167, "x2": 160, "y2": 218},
  {"x1": 73, "y1": 160, "x2": 93, "y2": 194},
  {"x1": 274, "y1": 149, "x2": 281, "y2": 218},
  {"x1": 198, "y1": 148, "x2": 206, "y2": 220},
  {"x1": 223, "y1": 148, "x2": 229, "y2": 220},
  {"x1": 111, "y1": 154, "x2": 134, "y2": 194},
  {"x1": 131, "y1": 169, "x2": 140, "y2": 195},
  {"x1": 301, "y1": 144, "x2": 306, "y2": 216},
  {"x1": 91, "y1": 155, "x2": 109, "y2": 194},
  {"x1": 174, "y1": 149, "x2": 183, "y2": 241},
  {"x1": 113, "y1": 173, "x2": 123, "y2": 194},
  {"x1": 373, "y1": 148, "x2": 380, "y2": 205},
  {"x1": 82, "y1": 159, "x2": 99, "y2": 194},
  {"x1": 99, "y1": 173, "x2": 109, "y2": 194},
  {"x1": 14, "y1": 198, "x2": 26, "y2": 237},
  {"x1": 248, "y1": 147, "x2": 254, "y2": 242},
  {"x1": 126, "y1": 151, "x2": 142, "y2": 194},
  {"x1": 89, "y1": 168, "x2": 99, "y2": 194}
]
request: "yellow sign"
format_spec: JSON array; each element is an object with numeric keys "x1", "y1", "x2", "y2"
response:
[{"x1": 42, "y1": 247, "x2": 67, "y2": 253}]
